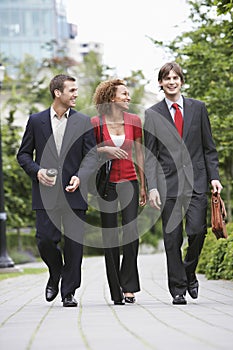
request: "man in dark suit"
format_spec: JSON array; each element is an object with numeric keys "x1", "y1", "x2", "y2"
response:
[
  {"x1": 17, "y1": 74, "x2": 97, "y2": 307},
  {"x1": 144, "y1": 62, "x2": 222, "y2": 305}
]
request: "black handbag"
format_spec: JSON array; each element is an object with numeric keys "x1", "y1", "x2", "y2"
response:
[{"x1": 89, "y1": 116, "x2": 112, "y2": 198}]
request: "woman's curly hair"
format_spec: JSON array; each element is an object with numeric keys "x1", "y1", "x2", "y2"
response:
[{"x1": 93, "y1": 79, "x2": 126, "y2": 115}]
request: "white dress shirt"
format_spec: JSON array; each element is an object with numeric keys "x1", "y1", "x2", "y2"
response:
[
  {"x1": 165, "y1": 96, "x2": 184, "y2": 121},
  {"x1": 50, "y1": 107, "x2": 69, "y2": 154}
]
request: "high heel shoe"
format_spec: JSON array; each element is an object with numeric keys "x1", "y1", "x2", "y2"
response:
[{"x1": 124, "y1": 296, "x2": 136, "y2": 304}]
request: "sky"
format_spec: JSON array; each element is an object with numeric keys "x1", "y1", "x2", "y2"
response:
[{"x1": 65, "y1": 0, "x2": 193, "y2": 92}]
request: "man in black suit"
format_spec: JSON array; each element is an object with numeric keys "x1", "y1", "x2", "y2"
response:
[
  {"x1": 144, "y1": 62, "x2": 222, "y2": 305},
  {"x1": 17, "y1": 74, "x2": 97, "y2": 307}
]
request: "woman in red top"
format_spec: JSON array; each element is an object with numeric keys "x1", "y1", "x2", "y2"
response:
[{"x1": 91, "y1": 79, "x2": 146, "y2": 305}]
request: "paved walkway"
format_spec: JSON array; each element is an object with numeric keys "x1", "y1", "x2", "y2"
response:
[{"x1": 0, "y1": 253, "x2": 233, "y2": 350}]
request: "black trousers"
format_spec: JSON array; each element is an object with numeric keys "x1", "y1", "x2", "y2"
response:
[
  {"x1": 36, "y1": 204, "x2": 85, "y2": 300},
  {"x1": 161, "y1": 190, "x2": 207, "y2": 298},
  {"x1": 98, "y1": 180, "x2": 140, "y2": 302}
]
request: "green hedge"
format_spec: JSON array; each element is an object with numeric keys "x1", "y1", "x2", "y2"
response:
[
  {"x1": 6, "y1": 231, "x2": 104, "y2": 261},
  {"x1": 6, "y1": 231, "x2": 40, "y2": 263},
  {"x1": 7, "y1": 231, "x2": 36, "y2": 249},
  {"x1": 8, "y1": 222, "x2": 232, "y2": 278},
  {"x1": 197, "y1": 223, "x2": 233, "y2": 280},
  {"x1": 6, "y1": 220, "x2": 162, "y2": 263}
]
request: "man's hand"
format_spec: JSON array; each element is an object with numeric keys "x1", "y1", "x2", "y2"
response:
[
  {"x1": 148, "y1": 189, "x2": 161, "y2": 210},
  {"x1": 37, "y1": 169, "x2": 55, "y2": 187},
  {"x1": 211, "y1": 180, "x2": 223, "y2": 194},
  {"x1": 65, "y1": 176, "x2": 80, "y2": 192}
]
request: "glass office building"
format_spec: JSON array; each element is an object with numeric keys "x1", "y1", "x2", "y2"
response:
[{"x1": 0, "y1": 0, "x2": 72, "y2": 66}]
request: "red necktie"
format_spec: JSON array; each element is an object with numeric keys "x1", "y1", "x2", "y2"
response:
[{"x1": 172, "y1": 103, "x2": 183, "y2": 137}]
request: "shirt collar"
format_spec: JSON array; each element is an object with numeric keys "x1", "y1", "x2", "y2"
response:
[
  {"x1": 165, "y1": 96, "x2": 184, "y2": 110},
  {"x1": 50, "y1": 107, "x2": 70, "y2": 119}
]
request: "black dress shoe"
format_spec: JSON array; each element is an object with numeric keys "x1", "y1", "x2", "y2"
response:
[
  {"x1": 45, "y1": 279, "x2": 59, "y2": 302},
  {"x1": 125, "y1": 296, "x2": 136, "y2": 304},
  {"x1": 187, "y1": 273, "x2": 199, "y2": 299},
  {"x1": 63, "y1": 294, "x2": 78, "y2": 307},
  {"x1": 114, "y1": 300, "x2": 125, "y2": 305},
  {"x1": 188, "y1": 285, "x2": 199, "y2": 299},
  {"x1": 172, "y1": 295, "x2": 187, "y2": 305}
]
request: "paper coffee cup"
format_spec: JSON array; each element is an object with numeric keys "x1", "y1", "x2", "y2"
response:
[{"x1": 46, "y1": 168, "x2": 58, "y2": 185}]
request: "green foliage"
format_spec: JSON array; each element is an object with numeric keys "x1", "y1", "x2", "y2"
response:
[
  {"x1": 149, "y1": 0, "x2": 233, "y2": 222},
  {"x1": 197, "y1": 223, "x2": 233, "y2": 279},
  {"x1": 180, "y1": 3, "x2": 233, "y2": 218},
  {"x1": 1, "y1": 52, "x2": 146, "y2": 234},
  {"x1": 139, "y1": 231, "x2": 159, "y2": 248},
  {"x1": 214, "y1": 0, "x2": 233, "y2": 14},
  {"x1": 7, "y1": 231, "x2": 39, "y2": 257},
  {"x1": 5, "y1": 55, "x2": 51, "y2": 114},
  {"x1": 1, "y1": 112, "x2": 35, "y2": 229},
  {"x1": 139, "y1": 218, "x2": 163, "y2": 248},
  {"x1": 195, "y1": 229, "x2": 217, "y2": 274},
  {"x1": 125, "y1": 70, "x2": 148, "y2": 115},
  {"x1": 9, "y1": 249, "x2": 37, "y2": 264},
  {"x1": 205, "y1": 237, "x2": 228, "y2": 279},
  {"x1": 219, "y1": 236, "x2": 233, "y2": 279},
  {"x1": 70, "y1": 51, "x2": 146, "y2": 115},
  {"x1": 72, "y1": 51, "x2": 112, "y2": 112},
  {"x1": 0, "y1": 268, "x2": 47, "y2": 281}
]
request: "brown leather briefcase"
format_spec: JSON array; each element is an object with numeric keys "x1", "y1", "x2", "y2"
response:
[{"x1": 211, "y1": 192, "x2": 228, "y2": 239}]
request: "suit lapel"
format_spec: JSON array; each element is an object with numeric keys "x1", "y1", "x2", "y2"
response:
[
  {"x1": 157, "y1": 100, "x2": 174, "y2": 125},
  {"x1": 156, "y1": 100, "x2": 182, "y2": 141},
  {"x1": 40, "y1": 111, "x2": 58, "y2": 158},
  {"x1": 40, "y1": 109, "x2": 84, "y2": 159},
  {"x1": 152, "y1": 98, "x2": 195, "y2": 141},
  {"x1": 182, "y1": 98, "x2": 195, "y2": 140},
  {"x1": 59, "y1": 111, "x2": 79, "y2": 158}
]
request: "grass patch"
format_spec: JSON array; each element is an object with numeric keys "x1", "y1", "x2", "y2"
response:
[{"x1": 0, "y1": 267, "x2": 47, "y2": 281}]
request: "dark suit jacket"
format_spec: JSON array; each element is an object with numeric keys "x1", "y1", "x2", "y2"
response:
[
  {"x1": 144, "y1": 97, "x2": 220, "y2": 198},
  {"x1": 17, "y1": 108, "x2": 98, "y2": 210}
]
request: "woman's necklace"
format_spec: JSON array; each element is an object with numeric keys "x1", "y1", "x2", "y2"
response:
[{"x1": 105, "y1": 116, "x2": 125, "y2": 136}]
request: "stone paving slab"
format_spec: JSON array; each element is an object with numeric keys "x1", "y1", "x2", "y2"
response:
[{"x1": 0, "y1": 253, "x2": 233, "y2": 350}]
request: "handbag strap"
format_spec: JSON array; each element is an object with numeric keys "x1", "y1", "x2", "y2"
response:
[
  {"x1": 99, "y1": 115, "x2": 103, "y2": 143},
  {"x1": 98, "y1": 115, "x2": 112, "y2": 170}
]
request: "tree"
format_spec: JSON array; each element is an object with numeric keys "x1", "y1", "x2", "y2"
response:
[
  {"x1": 1, "y1": 111, "x2": 35, "y2": 238},
  {"x1": 1, "y1": 52, "x2": 147, "y2": 234},
  {"x1": 149, "y1": 0, "x2": 233, "y2": 221},
  {"x1": 125, "y1": 70, "x2": 148, "y2": 115},
  {"x1": 214, "y1": 0, "x2": 233, "y2": 14},
  {"x1": 68, "y1": 51, "x2": 146, "y2": 115}
]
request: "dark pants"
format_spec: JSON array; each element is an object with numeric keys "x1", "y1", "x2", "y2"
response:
[
  {"x1": 36, "y1": 205, "x2": 85, "y2": 300},
  {"x1": 99, "y1": 180, "x2": 140, "y2": 302},
  {"x1": 161, "y1": 191, "x2": 207, "y2": 298}
]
